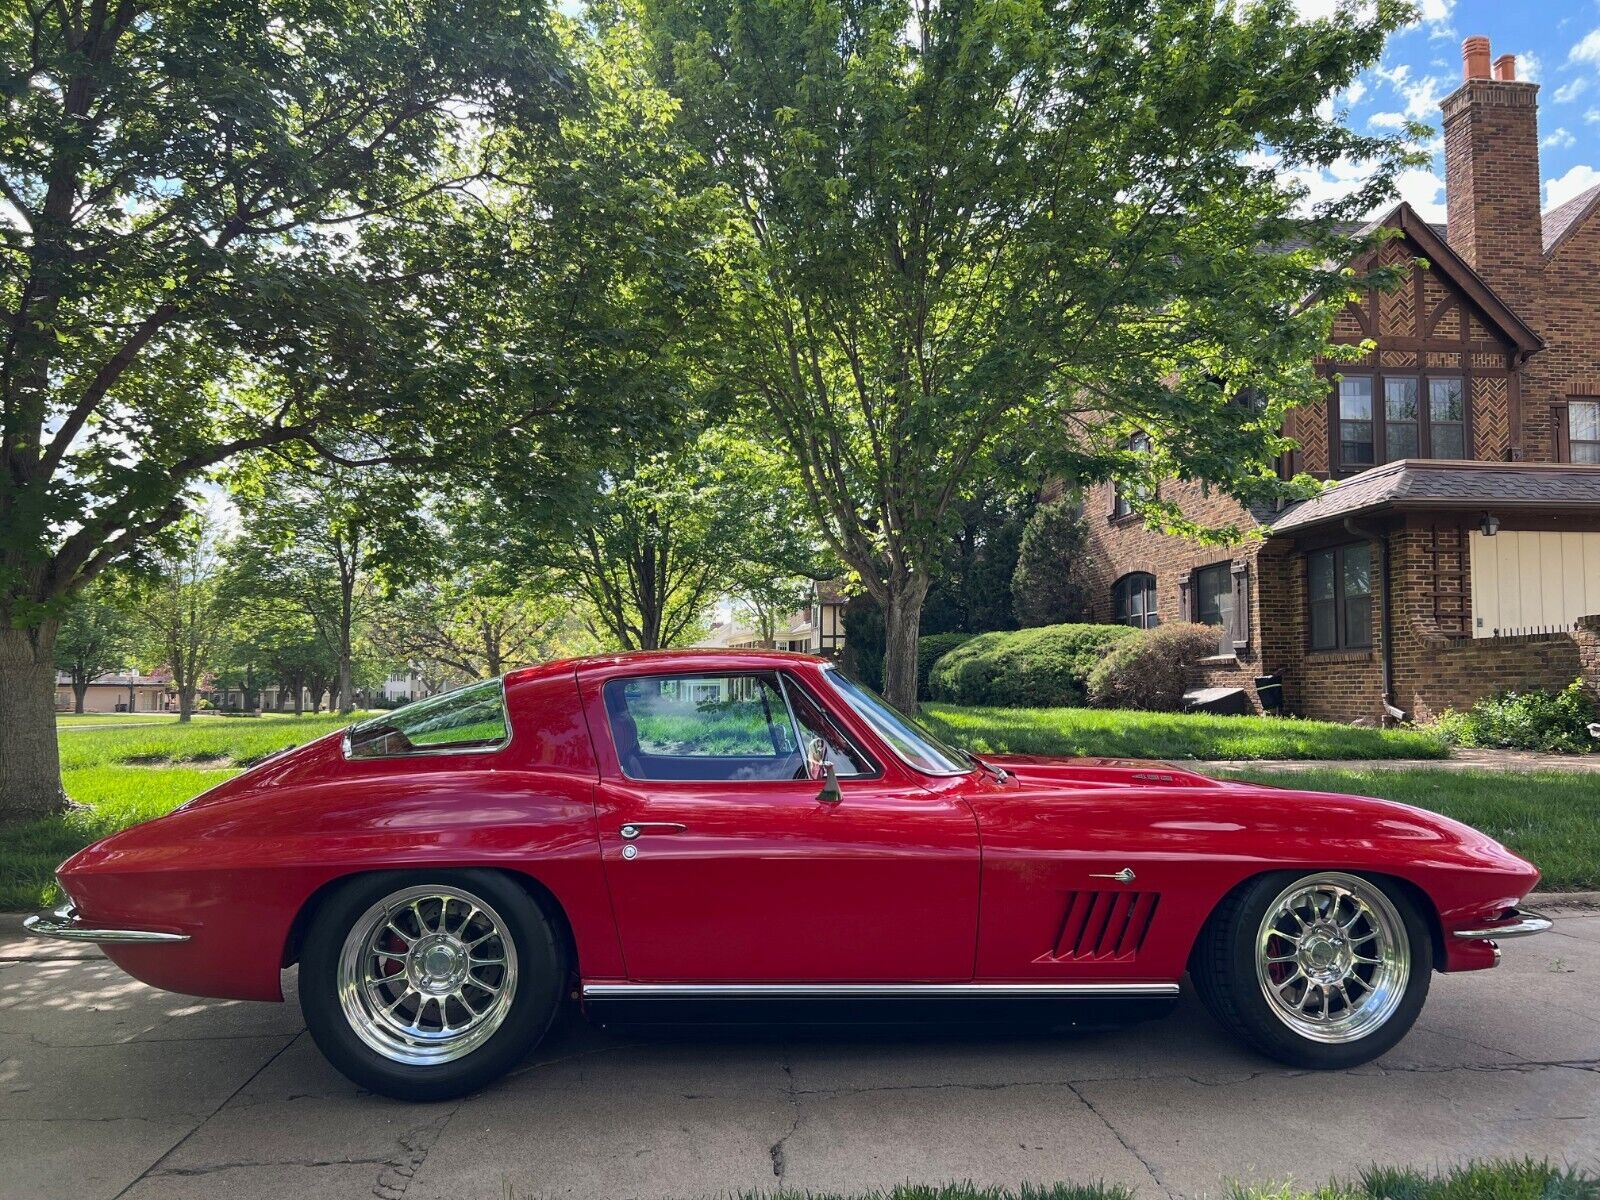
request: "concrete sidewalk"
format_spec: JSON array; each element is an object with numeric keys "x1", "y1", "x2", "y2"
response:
[
  {"x1": 2, "y1": 912, "x2": 1597, "y2": 1200},
  {"x1": 1204, "y1": 747, "x2": 1600, "y2": 773}
]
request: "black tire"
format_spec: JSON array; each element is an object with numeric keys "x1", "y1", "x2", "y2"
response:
[
  {"x1": 1191, "y1": 870, "x2": 1433, "y2": 1070},
  {"x1": 298, "y1": 869, "x2": 563, "y2": 1101}
]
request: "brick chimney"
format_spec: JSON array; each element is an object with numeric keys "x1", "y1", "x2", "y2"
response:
[{"x1": 1442, "y1": 36, "x2": 1543, "y2": 309}]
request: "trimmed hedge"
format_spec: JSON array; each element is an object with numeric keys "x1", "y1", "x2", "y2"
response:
[
  {"x1": 926, "y1": 623, "x2": 1139, "y2": 708},
  {"x1": 1087, "y1": 622, "x2": 1221, "y2": 712},
  {"x1": 916, "y1": 632, "x2": 975, "y2": 700}
]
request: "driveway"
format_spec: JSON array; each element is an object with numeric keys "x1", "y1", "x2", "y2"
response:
[{"x1": 2, "y1": 910, "x2": 1597, "y2": 1200}]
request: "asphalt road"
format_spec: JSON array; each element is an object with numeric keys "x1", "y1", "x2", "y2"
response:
[{"x1": 2, "y1": 909, "x2": 1596, "y2": 1200}]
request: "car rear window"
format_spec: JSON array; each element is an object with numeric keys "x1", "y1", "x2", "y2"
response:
[{"x1": 345, "y1": 679, "x2": 510, "y2": 758}]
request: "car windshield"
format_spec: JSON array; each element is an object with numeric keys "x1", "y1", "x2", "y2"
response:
[{"x1": 820, "y1": 666, "x2": 971, "y2": 776}]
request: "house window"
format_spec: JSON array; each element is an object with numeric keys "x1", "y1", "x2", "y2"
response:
[
  {"x1": 1335, "y1": 374, "x2": 1470, "y2": 470},
  {"x1": 1339, "y1": 377, "x2": 1375, "y2": 467},
  {"x1": 1307, "y1": 543, "x2": 1373, "y2": 651},
  {"x1": 1384, "y1": 378, "x2": 1418, "y2": 460},
  {"x1": 1111, "y1": 432, "x2": 1150, "y2": 519},
  {"x1": 1569, "y1": 400, "x2": 1600, "y2": 464},
  {"x1": 1112, "y1": 573, "x2": 1158, "y2": 629},
  {"x1": 1192, "y1": 562, "x2": 1232, "y2": 629},
  {"x1": 1429, "y1": 378, "x2": 1466, "y2": 459}
]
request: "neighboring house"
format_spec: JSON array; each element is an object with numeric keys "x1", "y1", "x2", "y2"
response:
[
  {"x1": 55, "y1": 671, "x2": 171, "y2": 713},
  {"x1": 1081, "y1": 36, "x2": 1600, "y2": 723},
  {"x1": 382, "y1": 669, "x2": 428, "y2": 704},
  {"x1": 694, "y1": 581, "x2": 848, "y2": 656}
]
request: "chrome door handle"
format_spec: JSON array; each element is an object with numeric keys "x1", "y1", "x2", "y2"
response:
[
  {"x1": 1089, "y1": 867, "x2": 1136, "y2": 885},
  {"x1": 619, "y1": 822, "x2": 687, "y2": 840}
]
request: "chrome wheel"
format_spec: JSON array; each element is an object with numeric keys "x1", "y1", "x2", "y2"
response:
[
  {"x1": 336, "y1": 884, "x2": 518, "y2": 1067},
  {"x1": 1255, "y1": 872, "x2": 1409, "y2": 1044}
]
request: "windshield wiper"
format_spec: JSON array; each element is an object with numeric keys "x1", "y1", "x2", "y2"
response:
[{"x1": 965, "y1": 750, "x2": 1008, "y2": 783}]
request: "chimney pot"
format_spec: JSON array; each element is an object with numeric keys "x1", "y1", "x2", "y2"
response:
[
  {"x1": 1493, "y1": 54, "x2": 1516, "y2": 81},
  {"x1": 1463, "y1": 35, "x2": 1491, "y2": 81}
]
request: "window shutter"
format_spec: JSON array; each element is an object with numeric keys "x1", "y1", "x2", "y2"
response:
[
  {"x1": 1229, "y1": 561, "x2": 1250, "y2": 652},
  {"x1": 1178, "y1": 575, "x2": 1193, "y2": 623},
  {"x1": 1554, "y1": 402, "x2": 1570, "y2": 463}
]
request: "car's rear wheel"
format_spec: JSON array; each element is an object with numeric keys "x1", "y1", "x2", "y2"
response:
[
  {"x1": 1192, "y1": 870, "x2": 1432, "y2": 1069},
  {"x1": 299, "y1": 870, "x2": 562, "y2": 1100}
]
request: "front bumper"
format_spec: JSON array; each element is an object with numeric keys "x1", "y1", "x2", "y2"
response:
[
  {"x1": 1451, "y1": 908, "x2": 1553, "y2": 941},
  {"x1": 22, "y1": 904, "x2": 190, "y2": 945}
]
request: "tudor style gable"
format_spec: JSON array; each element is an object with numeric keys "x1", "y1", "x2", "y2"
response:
[{"x1": 1287, "y1": 204, "x2": 1543, "y2": 481}]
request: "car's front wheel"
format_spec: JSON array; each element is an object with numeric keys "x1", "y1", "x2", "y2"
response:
[
  {"x1": 1192, "y1": 870, "x2": 1432, "y2": 1069},
  {"x1": 299, "y1": 870, "x2": 562, "y2": 1100}
]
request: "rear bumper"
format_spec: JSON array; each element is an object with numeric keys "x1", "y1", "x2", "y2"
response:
[
  {"x1": 1451, "y1": 908, "x2": 1552, "y2": 941},
  {"x1": 22, "y1": 904, "x2": 190, "y2": 945}
]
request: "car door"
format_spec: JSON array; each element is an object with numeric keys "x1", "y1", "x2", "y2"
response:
[{"x1": 584, "y1": 666, "x2": 981, "y2": 983}]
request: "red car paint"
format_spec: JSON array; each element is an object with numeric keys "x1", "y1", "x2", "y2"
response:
[{"x1": 55, "y1": 650, "x2": 1534, "y2": 1004}]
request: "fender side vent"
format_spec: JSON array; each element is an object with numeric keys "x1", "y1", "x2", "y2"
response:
[{"x1": 1042, "y1": 890, "x2": 1160, "y2": 962}]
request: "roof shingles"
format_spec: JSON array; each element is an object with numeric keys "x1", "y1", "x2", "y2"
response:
[{"x1": 1268, "y1": 461, "x2": 1600, "y2": 534}]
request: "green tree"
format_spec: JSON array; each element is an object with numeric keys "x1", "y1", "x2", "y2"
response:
[
  {"x1": 0, "y1": 0, "x2": 575, "y2": 816},
  {"x1": 643, "y1": 0, "x2": 1417, "y2": 709},
  {"x1": 142, "y1": 515, "x2": 235, "y2": 721},
  {"x1": 232, "y1": 466, "x2": 408, "y2": 715},
  {"x1": 53, "y1": 575, "x2": 142, "y2": 714},
  {"x1": 1012, "y1": 497, "x2": 1091, "y2": 629},
  {"x1": 375, "y1": 572, "x2": 598, "y2": 683}
]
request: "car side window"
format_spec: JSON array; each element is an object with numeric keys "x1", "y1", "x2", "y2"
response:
[
  {"x1": 779, "y1": 675, "x2": 875, "y2": 778},
  {"x1": 604, "y1": 673, "x2": 808, "y2": 782},
  {"x1": 345, "y1": 679, "x2": 509, "y2": 758}
]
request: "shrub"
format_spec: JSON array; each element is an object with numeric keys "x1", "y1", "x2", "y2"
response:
[
  {"x1": 927, "y1": 623, "x2": 1139, "y2": 707},
  {"x1": 916, "y1": 633, "x2": 974, "y2": 700},
  {"x1": 1437, "y1": 678, "x2": 1599, "y2": 754},
  {"x1": 1086, "y1": 623, "x2": 1221, "y2": 712},
  {"x1": 1011, "y1": 497, "x2": 1090, "y2": 628}
]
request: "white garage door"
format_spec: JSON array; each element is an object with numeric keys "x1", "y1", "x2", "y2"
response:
[{"x1": 1470, "y1": 530, "x2": 1600, "y2": 637}]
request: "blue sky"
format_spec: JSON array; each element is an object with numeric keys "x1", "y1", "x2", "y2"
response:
[{"x1": 1295, "y1": 0, "x2": 1600, "y2": 220}]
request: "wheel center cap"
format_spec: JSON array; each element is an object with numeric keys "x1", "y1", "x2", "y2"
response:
[
  {"x1": 408, "y1": 935, "x2": 467, "y2": 994},
  {"x1": 1300, "y1": 927, "x2": 1350, "y2": 982}
]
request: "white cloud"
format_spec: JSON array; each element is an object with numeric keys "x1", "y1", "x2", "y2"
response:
[
  {"x1": 1395, "y1": 167, "x2": 1447, "y2": 223},
  {"x1": 1369, "y1": 111, "x2": 1409, "y2": 129},
  {"x1": 1377, "y1": 62, "x2": 1412, "y2": 88},
  {"x1": 1570, "y1": 28, "x2": 1600, "y2": 66},
  {"x1": 1417, "y1": 0, "x2": 1453, "y2": 21},
  {"x1": 1587, "y1": 107, "x2": 1600, "y2": 124},
  {"x1": 1545, "y1": 127, "x2": 1578, "y2": 150},
  {"x1": 1546, "y1": 164, "x2": 1600, "y2": 208},
  {"x1": 1555, "y1": 78, "x2": 1590, "y2": 104},
  {"x1": 1517, "y1": 51, "x2": 1541, "y2": 82},
  {"x1": 1402, "y1": 75, "x2": 1445, "y2": 120},
  {"x1": 1345, "y1": 80, "x2": 1368, "y2": 106}
]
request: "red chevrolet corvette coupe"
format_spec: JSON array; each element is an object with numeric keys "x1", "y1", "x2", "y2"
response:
[{"x1": 27, "y1": 650, "x2": 1550, "y2": 1100}]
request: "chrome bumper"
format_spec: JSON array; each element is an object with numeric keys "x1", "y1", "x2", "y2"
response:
[
  {"x1": 22, "y1": 904, "x2": 190, "y2": 945},
  {"x1": 1452, "y1": 909, "x2": 1553, "y2": 941}
]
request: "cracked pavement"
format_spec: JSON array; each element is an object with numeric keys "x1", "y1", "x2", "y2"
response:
[{"x1": 2, "y1": 911, "x2": 1597, "y2": 1200}]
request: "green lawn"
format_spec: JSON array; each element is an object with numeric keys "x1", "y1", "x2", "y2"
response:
[
  {"x1": 1224, "y1": 767, "x2": 1600, "y2": 893},
  {"x1": 923, "y1": 704, "x2": 1449, "y2": 761},
  {"x1": 742, "y1": 1161, "x2": 1597, "y2": 1199},
  {"x1": 55, "y1": 712, "x2": 185, "y2": 726}
]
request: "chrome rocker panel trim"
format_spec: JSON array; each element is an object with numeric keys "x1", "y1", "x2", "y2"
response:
[
  {"x1": 583, "y1": 982, "x2": 1180, "y2": 1000},
  {"x1": 1452, "y1": 912, "x2": 1553, "y2": 941},
  {"x1": 22, "y1": 905, "x2": 190, "y2": 945}
]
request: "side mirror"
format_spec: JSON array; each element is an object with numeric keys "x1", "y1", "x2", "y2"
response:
[{"x1": 816, "y1": 760, "x2": 842, "y2": 805}]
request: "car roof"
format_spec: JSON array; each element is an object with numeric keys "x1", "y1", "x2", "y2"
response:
[{"x1": 503, "y1": 647, "x2": 829, "y2": 688}]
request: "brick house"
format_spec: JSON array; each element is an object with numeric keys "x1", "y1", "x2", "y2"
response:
[{"x1": 1079, "y1": 35, "x2": 1600, "y2": 723}]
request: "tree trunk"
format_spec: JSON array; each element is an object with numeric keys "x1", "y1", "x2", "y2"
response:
[
  {"x1": 880, "y1": 579, "x2": 930, "y2": 715},
  {"x1": 337, "y1": 654, "x2": 353, "y2": 716},
  {"x1": 177, "y1": 686, "x2": 195, "y2": 722},
  {"x1": 73, "y1": 681, "x2": 88, "y2": 714},
  {"x1": 0, "y1": 622, "x2": 68, "y2": 820}
]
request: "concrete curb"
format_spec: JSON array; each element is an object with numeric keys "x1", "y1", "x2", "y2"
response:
[{"x1": 1536, "y1": 891, "x2": 1600, "y2": 910}]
